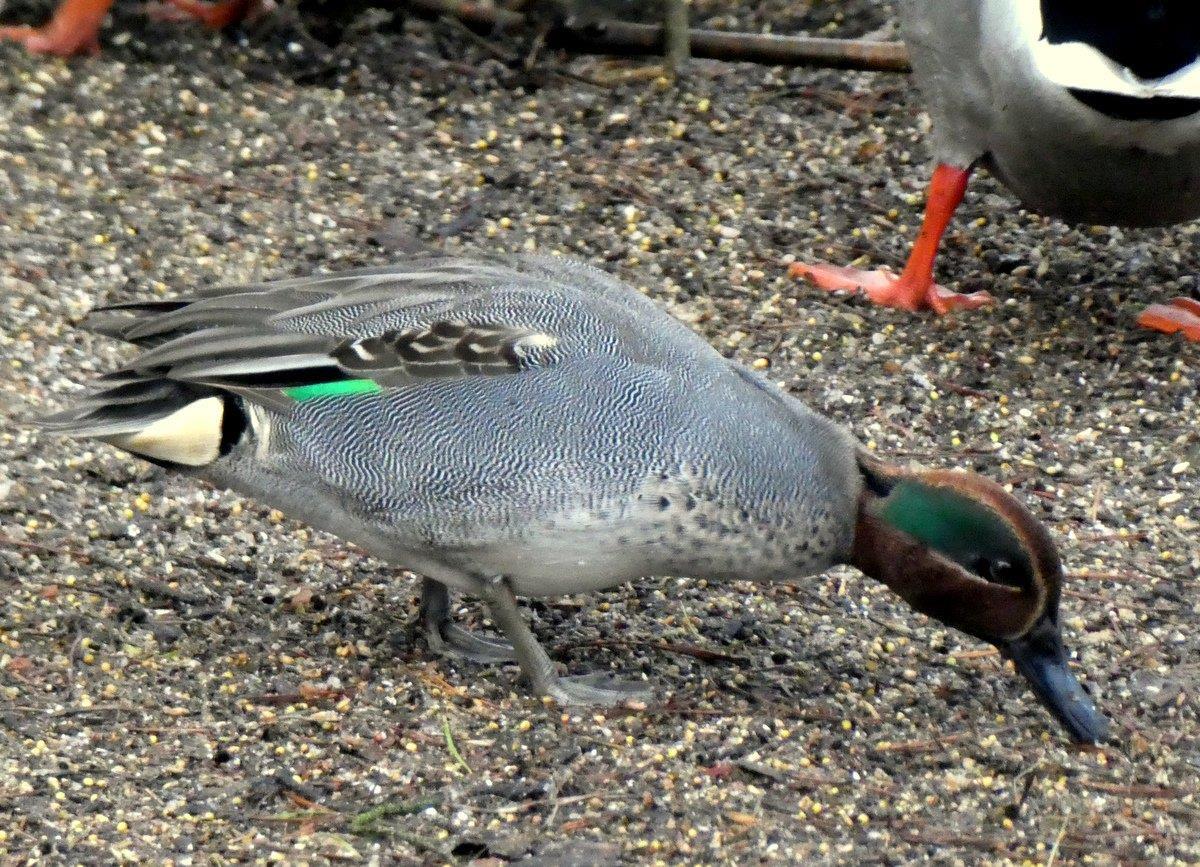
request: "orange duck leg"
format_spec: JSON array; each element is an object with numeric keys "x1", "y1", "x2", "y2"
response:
[
  {"x1": 0, "y1": 0, "x2": 113, "y2": 56},
  {"x1": 790, "y1": 164, "x2": 993, "y2": 315}
]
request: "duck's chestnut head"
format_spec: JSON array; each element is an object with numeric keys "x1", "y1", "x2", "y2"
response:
[{"x1": 851, "y1": 455, "x2": 1108, "y2": 744}]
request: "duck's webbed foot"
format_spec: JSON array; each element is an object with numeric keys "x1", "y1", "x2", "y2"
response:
[
  {"x1": 548, "y1": 672, "x2": 654, "y2": 706},
  {"x1": 790, "y1": 163, "x2": 992, "y2": 316},
  {"x1": 1137, "y1": 297, "x2": 1200, "y2": 341},
  {"x1": 476, "y1": 575, "x2": 652, "y2": 707},
  {"x1": 0, "y1": 0, "x2": 111, "y2": 56},
  {"x1": 418, "y1": 578, "x2": 515, "y2": 663},
  {"x1": 789, "y1": 262, "x2": 994, "y2": 314}
]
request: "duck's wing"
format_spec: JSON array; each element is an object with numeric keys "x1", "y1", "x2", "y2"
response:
[
  {"x1": 89, "y1": 256, "x2": 541, "y2": 342},
  {"x1": 41, "y1": 257, "x2": 588, "y2": 464}
]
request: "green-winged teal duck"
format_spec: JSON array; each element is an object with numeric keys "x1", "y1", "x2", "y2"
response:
[{"x1": 44, "y1": 254, "x2": 1108, "y2": 742}]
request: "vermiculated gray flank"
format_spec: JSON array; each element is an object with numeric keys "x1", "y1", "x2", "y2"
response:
[{"x1": 211, "y1": 255, "x2": 855, "y2": 591}]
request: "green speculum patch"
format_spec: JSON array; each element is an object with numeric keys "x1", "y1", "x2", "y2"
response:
[{"x1": 284, "y1": 379, "x2": 382, "y2": 402}]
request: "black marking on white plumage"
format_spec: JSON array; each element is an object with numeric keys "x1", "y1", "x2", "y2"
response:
[
  {"x1": 1041, "y1": 0, "x2": 1200, "y2": 80},
  {"x1": 1033, "y1": 1, "x2": 1200, "y2": 120},
  {"x1": 332, "y1": 321, "x2": 559, "y2": 385},
  {"x1": 1066, "y1": 90, "x2": 1200, "y2": 121}
]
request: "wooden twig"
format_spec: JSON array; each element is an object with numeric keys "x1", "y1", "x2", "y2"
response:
[
  {"x1": 166, "y1": 172, "x2": 375, "y2": 230},
  {"x1": 492, "y1": 790, "x2": 615, "y2": 816},
  {"x1": 934, "y1": 378, "x2": 994, "y2": 400},
  {"x1": 896, "y1": 829, "x2": 1007, "y2": 853},
  {"x1": 404, "y1": 0, "x2": 912, "y2": 73},
  {"x1": 1069, "y1": 569, "x2": 1148, "y2": 584},
  {"x1": 873, "y1": 729, "x2": 978, "y2": 754},
  {"x1": 1074, "y1": 530, "x2": 1149, "y2": 544},
  {"x1": 1046, "y1": 814, "x2": 1070, "y2": 867},
  {"x1": 247, "y1": 687, "x2": 352, "y2": 706},
  {"x1": 129, "y1": 576, "x2": 207, "y2": 605}
]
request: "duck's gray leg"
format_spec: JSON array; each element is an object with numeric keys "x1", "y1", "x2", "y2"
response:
[
  {"x1": 418, "y1": 578, "x2": 516, "y2": 663},
  {"x1": 475, "y1": 575, "x2": 652, "y2": 706}
]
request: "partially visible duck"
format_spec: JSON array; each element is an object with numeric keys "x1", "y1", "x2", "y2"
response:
[
  {"x1": 43, "y1": 254, "x2": 1107, "y2": 742},
  {"x1": 0, "y1": 0, "x2": 257, "y2": 56},
  {"x1": 790, "y1": 0, "x2": 1200, "y2": 341}
]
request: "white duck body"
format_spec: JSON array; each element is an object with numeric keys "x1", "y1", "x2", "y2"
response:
[{"x1": 901, "y1": 0, "x2": 1200, "y2": 226}]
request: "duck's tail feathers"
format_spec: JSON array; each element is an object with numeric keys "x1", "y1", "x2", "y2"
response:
[
  {"x1": 40, "y1": 378, "x2": 246, "y2": 468},
  {"x1": 83, "y1": 300, "x2": 199, "y2": 347}
]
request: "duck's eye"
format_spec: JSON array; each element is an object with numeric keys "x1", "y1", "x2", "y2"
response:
[
  {"x1": 987, "y1": 559, "x2": 1026, "y2": 588},
  {"x1": 967, "y1": 554, "x2": 990, "y2": 577},
  {"x1": 967, "y1": 556, "x2": 1027, "y2": 588}
]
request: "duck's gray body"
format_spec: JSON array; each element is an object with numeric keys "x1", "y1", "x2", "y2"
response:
[
  {"x1": 47, "y1": 254, "x2": 1116, "y2": 730},
  {"x1": 54, "y1": 255, "x2": 860, "y2": 598},
  {"x1": 901, "y1": 0, "x2": 1200, "y2": 226}
]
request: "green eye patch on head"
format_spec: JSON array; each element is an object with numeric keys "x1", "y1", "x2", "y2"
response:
[{"x1": 870, "y1": 479, "x2": 1032, "y2": 582}]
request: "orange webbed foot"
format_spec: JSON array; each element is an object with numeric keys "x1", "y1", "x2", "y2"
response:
[
  {"x1": 789, "y1": 261, "x2": 994, "y2": 316},
  {"x1": 1136, "y1": 297, "x2": 1200, "y2": 341},
  {"x1": 0, "y1": 0, "x2": 111, "y2": 56},
  {"x1": 0, "y1": 24, "x2": 96, "y2": 56}
]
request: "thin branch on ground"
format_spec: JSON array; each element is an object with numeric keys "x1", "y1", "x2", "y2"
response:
[{"x1": 405, "y1": 0, "x2": 912, "y2": 72}]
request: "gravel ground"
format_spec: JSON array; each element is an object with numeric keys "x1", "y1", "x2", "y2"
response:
[{"x1": 1, "y1": 1, "x2": 1198, "y2": 863}]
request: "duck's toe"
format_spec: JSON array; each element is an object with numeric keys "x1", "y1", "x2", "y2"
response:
[
  {"x1": 1136, "y1": 297, "x2": 1200, "y2": 341},
  {"x1": 0, "y1": 21, "x2": 100, "y2": 56},
  {"x1": 417, "y1": 578, "x2": 515, "y2": 664},
  {"x1": 789, "y1": 260, "x2": 992, "y2": 315},
  {"x1": 789, "y1": 260, "x2": 901, "y2": 298},
  {"x1": 0, "y1": 0, "x2": 110, "y2": 55},
  {"x1": 925, "y1": 283, "x2": 994, "y2": 315},
  {"x1": 546, "y1": 672, "x2": 654, "y2": 708},
  {"x1": 436, "y1": 623, "x2": 517, "y2": 664},
  {"x1": 146, "y1": 0, "x2": 256, "y2": 29}
]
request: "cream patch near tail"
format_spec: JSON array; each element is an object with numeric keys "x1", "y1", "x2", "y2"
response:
[{"x1": 107, "y1": 396, "x2": 224, "y2": 466}]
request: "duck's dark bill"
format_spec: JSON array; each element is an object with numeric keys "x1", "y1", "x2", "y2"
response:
[{"x1": 1001, "y1": 617, "x2": 1108, "y2": 744}]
